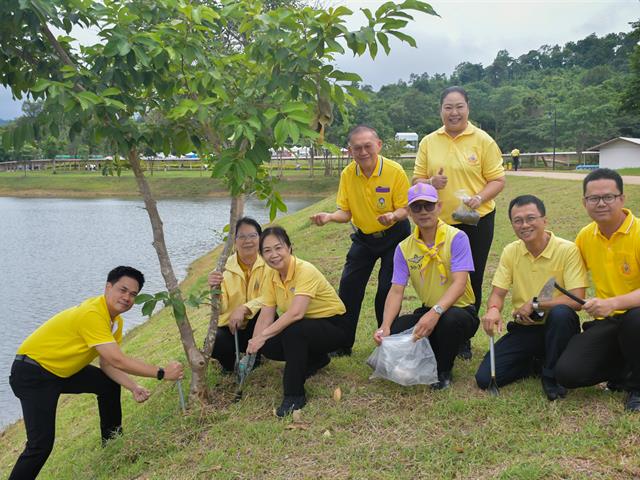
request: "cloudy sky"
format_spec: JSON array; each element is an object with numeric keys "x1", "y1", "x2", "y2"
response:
[{"x1": 1, "y1": 0, "x2": 638, "y2": 120}]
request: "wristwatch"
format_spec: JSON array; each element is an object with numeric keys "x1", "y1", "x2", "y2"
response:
[
  {"x1": 156, "y1": 367, "x2": 165, "y2": 380},
  {"x1": 432, "y1": 304, "x2": 444, "y2": 315},
  {"x1": 532, "y1": 297, "x2": 540, "y2": 313}
]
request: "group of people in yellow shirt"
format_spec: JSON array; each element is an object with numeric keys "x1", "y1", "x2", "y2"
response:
[{"x1": 9, "y1": 85, "x2": 640, "y2": 479}]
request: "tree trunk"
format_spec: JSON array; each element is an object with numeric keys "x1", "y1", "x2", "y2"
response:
[
  {"x1": 128, "y1": 148, "x2": 209, "y2": 402},
  {"x1": 202, "y1": 195, "x2": 244, "y2": 362}
]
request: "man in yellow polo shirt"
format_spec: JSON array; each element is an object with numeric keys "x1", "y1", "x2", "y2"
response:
[
  {"x1": 556, "y1": 169, "x2": 640, "y2": 412},
  {"x1": 511, "y1": 148, "x2": 520, "y2": 171},
  {"x1": 8, "y1": 266, "x2": 184, "y2": 479},
  {"x1": 310, "y1": 125, "x2": 410, "y2": 355},
  {"x1": 475, "y1": 195, "x2": 587, "y2": 400},
  {"x1": 374, "y1": 183, "x2": 478, "y2": 389}
]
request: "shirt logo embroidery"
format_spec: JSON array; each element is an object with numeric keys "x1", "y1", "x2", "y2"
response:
[
  {"x1": 407, "y1": 254, "x2": 424, "y2": 264},
  {"x1": 376, "y1": 186, "x2": 390, "y2": 193},
  {"x1": 468, "y1": 153, "x2": 478, "y2": 164},
  {"x1": 622, "y1": 261, "x2": 631, "y2": 275},
  {"x1": 377, "y1": 197, "x2": 386, "y2": 208},
  {"x1": 290, "y1": 287, "x2": 296, "y2": 293}
]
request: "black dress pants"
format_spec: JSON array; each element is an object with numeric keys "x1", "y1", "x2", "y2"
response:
[
  {"x1": 390, "y1": 305, "x2": 479, "y2": 374},
  {"x1": 338, "y1": 219, "x2": 411, "y2": 347},
  {"x1": 9, "y1": 359, "x2": 121, "y2": 480},
  {"x1": 211, "y1": 313, "x2": 259, "y2": 371},
  {"x1": 260, "y1": 315, "x2": 349, "y2": 396},
  {"x1": 475, "y1": 305, "x2": 580, "y2": 389},
  {"x1": 556, "y1": 307, "x2": 640, "y2": 391},
  {"x1": 453, "y1": 209, "x2": 495, "y2": 313}
]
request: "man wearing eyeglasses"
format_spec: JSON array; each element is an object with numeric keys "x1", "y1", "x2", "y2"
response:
[
  {"x1": 475, "y1": 195, "x2": 587, "y2": 400},
  {"x1": 310, "y1": 125, "x2": 410, "y2": 356},
  {"x1": 556, "y1": 168, "x2": 640, "y2": 412},
  {"x1": 373, "y1": 183, "x2": 478, "y2": 389}
]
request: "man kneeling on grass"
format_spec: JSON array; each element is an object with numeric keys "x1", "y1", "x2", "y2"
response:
[
  {"x1": 374, "y1": 183, "x2": 479, "y2": 390},
  {"x1": 9, "y1": 266, "x2": 184, "y2": 479},
  {"x1": 475, "y1": 195, "x2": 587, "y2": 400}
]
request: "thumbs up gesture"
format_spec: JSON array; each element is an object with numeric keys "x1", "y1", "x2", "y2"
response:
[{"x1": 431, "y1": 167, "x2": 448, "y2": 190}]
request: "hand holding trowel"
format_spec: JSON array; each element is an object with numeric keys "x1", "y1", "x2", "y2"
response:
[
  {"x1": 537, "y1": 277, "x2": 585, "y2": 306},
  {"x1": 233, "y1": 331, "x2": 257, "y2": 401}
]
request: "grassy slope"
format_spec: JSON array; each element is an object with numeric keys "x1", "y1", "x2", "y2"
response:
[
  {"x1": 1, "y1": 176, "x2": 640, "y2": 479},
  {"x1": 0, "y1": 170, "x2": 339, "y2": 198}
]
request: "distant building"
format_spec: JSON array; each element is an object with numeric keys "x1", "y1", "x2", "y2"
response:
[
  {"x1": 395, "y1": 132, "x2": 419, "y2": 149},
  {"x1": 588, "y1": 137, "x2": 640, "y2": 170}
]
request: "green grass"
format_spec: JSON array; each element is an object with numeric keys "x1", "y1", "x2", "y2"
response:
[
  {"x1": 0, "y1": 169, "x2": 339, "y2": 198},
  {"x1": 1, "y1": 176, "x2": 640, "y2": 479}
]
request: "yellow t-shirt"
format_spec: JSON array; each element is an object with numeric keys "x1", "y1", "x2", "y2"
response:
[
  {"x1": 219, "y1": 254, "x2": 267, "y2": 327},
  {"x1": 17, "y1": 295, "x2": 122, "y2": 378},
  {"x1": 511, "y1": 148, "x2": 520, "y2": 157},
  {"x1": 262, "y1": 256, "x2": 346, "y2": 318},
  {"x1": 492, "y1": 232, "x2": 588, "y2": 320},
  {"x1": 398, "y1": 223, "x2": 475, "y2": 308},
  {"x1": 413, "y1": 122, "x2": 505, "y2": 224},
  {"x1": 575, "y1": 209, "x2": 640, "y2": 315},
  {"x1": 336, "y1": 155, "x2": 409, "y2": 234}
]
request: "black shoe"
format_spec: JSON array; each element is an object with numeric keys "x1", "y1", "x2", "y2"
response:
[
  {"x1": 431, "y1": 371, "x2": 452, "y2": 390},
  {"x1": 542, "y1": 376, "x2": 565, "y2": 401},
  {"x1": 329, "y1": 347, "x2": 352, "y2": 358},
  {"x1": 305, "y1": 354, "x2": 330, "y2": 379},
  {"x1": 276, "y1": 395, "x2": 307, "y2": 417},
  {"x1": 457, "y1": 340, "x2": 472, "y2": 361},
  {"x1": 625, "y1": 391, "x2": 640, "y2": 412}
]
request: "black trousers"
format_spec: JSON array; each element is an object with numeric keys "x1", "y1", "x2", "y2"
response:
[
  {"x1": 390, "y1": 305, "x2": 479, "y2": 374},
  {"x1": 453, "y1": 208, "x2": 496, "y2": 313},
  {"x1": 211, "y1": 313, "x2": 259, "y2": 371},
  {"x1": 475, "y1": 305, "x2": 580, "y2": 389},
  {"x1": 9, "y1": 359, "x2": 121, "y2": 480},
  {"x1": 512, "y1": 157, "x2": 519, "y2": 171},
  {"x1": 338, "y1": 219, "x2": 411, "y2": 347},
  {"x1": 556, "y1": 308, "x2": 640, "y2": 391},
  {"x1": 260, "y1": 315, "x2": 349, "y2": 396}
]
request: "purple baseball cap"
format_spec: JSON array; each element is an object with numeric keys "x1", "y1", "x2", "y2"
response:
[{"x1": 408, "y1": 182, "x2": 438, "y2": 204}]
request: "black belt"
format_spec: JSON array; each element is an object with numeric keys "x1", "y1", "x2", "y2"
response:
[
  {"x1": 15, "y1": 354, "x2": 41, "y2": 367},
  {"x1": 359, "y1": 229, "x2": 386, "y2": 238}
]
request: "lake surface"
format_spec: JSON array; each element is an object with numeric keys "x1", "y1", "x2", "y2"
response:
[{"x1": 0, "y1": 196, "x2": 314, "y2": 428}]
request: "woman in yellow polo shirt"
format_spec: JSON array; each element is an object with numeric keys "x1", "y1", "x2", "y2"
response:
[
  {"x1": 413, "y1": 86, "x2": 506, "y2": 359},
  {"x1": 208, "y1": 217, "x2": 268, "y2": 372},
  {"x1": 246, "y1": 226, "x2": 348, "y2": 417}
]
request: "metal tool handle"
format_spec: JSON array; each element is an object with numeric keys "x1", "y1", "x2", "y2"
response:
[
  {"x1": 489, "y1": 336, "x2": 496, "y2": 378},
  {"x1": 554, "y1": 282, "x2": 586, "y2": 305},
  {"x1": 176, "y1": 379, "x2": 187, "y2": 414}
]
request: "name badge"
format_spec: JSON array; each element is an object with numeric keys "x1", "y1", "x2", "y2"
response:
[{"x1": 376, "y1": 186, "x2": 390, "y2": 193}]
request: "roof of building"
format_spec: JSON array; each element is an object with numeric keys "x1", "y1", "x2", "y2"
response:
[{"x1": 587, "y1": 137, "x2": 640, "y2": 151}]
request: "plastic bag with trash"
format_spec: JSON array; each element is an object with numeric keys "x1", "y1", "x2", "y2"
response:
[
  {"x1": 366, "y1": 328, "x2": 438, "y2": 386},
  {"x1": 451, "y1": 189, "x2": 480, "y2": 225}
]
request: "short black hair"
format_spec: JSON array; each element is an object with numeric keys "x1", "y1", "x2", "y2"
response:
[
  {"x1": 440, "y1": 86, "x2": 469, "y2": 106},
  {"x1": 347, "y1": 125, "x2": 379, "y2": 145},
  {"x1": 235, "y1": 216, "x2": 262, "y2": 237},
  {"x1": 508, "y1": 195, "x2": 546, "y2": 220},
  {"x1": 259, "y1": 226, "x2": 292, "y2": 255},
  {"x1": 583, "y1": 168, "x2": 623, "y2": 195},
  {"x1": 107, "y1": 266, "x2": 145, "y2": 290}
]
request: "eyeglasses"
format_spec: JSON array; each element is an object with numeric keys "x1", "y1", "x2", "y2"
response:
[
  {"x1": 511, "y1": 215, "x2": 543, "y2": 226},
  {"x1": 409, "y1": 202, "x2": 437, "y2": 213},
  {"x1": 584, "y1": 194, "x2": 622, "y2": 205},
  {"x1": 236, "y1": 232, "x2": 259, "y2": 241},
  {"x1": 349, "y1": 143, "x2": 377, "y2": 153}
]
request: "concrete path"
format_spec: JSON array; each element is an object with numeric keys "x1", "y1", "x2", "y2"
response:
[{"x1": 506, "y1": 170, "x2": 640, "y2": 185}]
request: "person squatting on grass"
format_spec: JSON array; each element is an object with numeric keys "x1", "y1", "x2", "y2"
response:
[
  {"x1": 413, "y1": 86, "x2": 506, "y2": 361},
  {"x1": 475, "y1": 195, "x2": 587, "y2": 401},
  {"x1": 246, "y1": 226, "x2": 350, "y2": 417},
  {"x1": 310, "y1": 125, "x2": 411, "y2": 357},
  {"x1": 374, "y1": 183, "x2": 479, "y2": 390},
  {"x1": 208, "y1": 217, "x2": 269, "y2": 372},
  {"x1": 9, "y1": 266, "x2": 184, "y2": 479},
  {"x1": 556, "y1": 168, "x2": 640, "y2": 412}
]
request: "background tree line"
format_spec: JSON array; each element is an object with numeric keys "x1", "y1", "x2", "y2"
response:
[{"x1": 1, "y1": 21, "x2": 639, "y2": 163}]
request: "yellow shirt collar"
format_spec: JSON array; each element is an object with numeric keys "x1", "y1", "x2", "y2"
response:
[
  {"x1": 355, "y1": 155, "x2": 384, "y2": 177},
  {"x1": 517, "y1": 231, "x2": 556, "y2": 260},
  {"x1": 436, "y1": 121, "x2": 476, "y2": 139},
  {"x1": 593, "y1": 209, "x2": 635, "y2": 239}
]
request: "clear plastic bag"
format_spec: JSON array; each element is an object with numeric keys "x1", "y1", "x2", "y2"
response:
[
  {"x1": 367, "y1": 328, "x2": 438, "y2": 386},
  {"x1": 451, "y1": 189, "x2": 480, "y2": 225}
]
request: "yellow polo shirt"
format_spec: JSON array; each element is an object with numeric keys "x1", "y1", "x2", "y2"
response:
[
  {"x1": 336, "y1": 155, "x2": 409, "y2": 234},
  {"x1": 492, "y1": 232, "x2": 588, "y2": 319},
  {"x1": 413, "y1": 122, "x2": 505, "y2": 224},
  {"x1": 511, "y1": 148, "x2": 520, "y2": 157},
  {"x1": 576, "y1": 209, "x2": 640, "y2": 315},
  {"x1": 17, "y1": 295, "x2": 123, "y2": 378},
  {"x1": 218, "y1": 253, "x2": 267, "y2": 328},
  {"x1": 262, "y1": 256, "x2": 345, "y2": 318}
]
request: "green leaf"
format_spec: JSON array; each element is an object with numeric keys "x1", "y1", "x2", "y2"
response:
[
  {"x1": 387, "y1": 30, "x2": 417, "y2": 47},
  {"x1": 172, "y1": 298, "x2": 187, "y2": 322},
  {"x1": 274, "y1": 119, "x2": 288, "y2": 144},
  {"x1": 134, "y1": 293, "x2": 154, "y2": 304},
  {"x1": 377, "y1": 31, "x2": 390, "y2": 55},
  {"x1": 141, "y1": 300, "x2": 157, "y2": 316}
]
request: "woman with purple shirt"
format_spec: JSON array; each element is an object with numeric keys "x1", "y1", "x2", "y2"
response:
[{"x1": 373, "y1": 183, "x2": 480, "y2": 389}]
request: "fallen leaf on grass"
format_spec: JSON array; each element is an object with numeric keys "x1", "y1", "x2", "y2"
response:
[
  {"x1": 323, "y1": 430, "x2": 332, "y2": 438},
  {"x1": 333, "y1": 387, "x2": 342, "y2": 402},
  {"x1": 454, "y1": 446, "x2": 464, "y2": 453},
  {"x1": 292, "y1": 409, "x2": 302, "y2": 422}
]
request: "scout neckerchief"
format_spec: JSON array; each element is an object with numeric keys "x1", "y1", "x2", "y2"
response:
[{"x1": 414, "y1": 221, "x2": 448, "y2": 285}]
